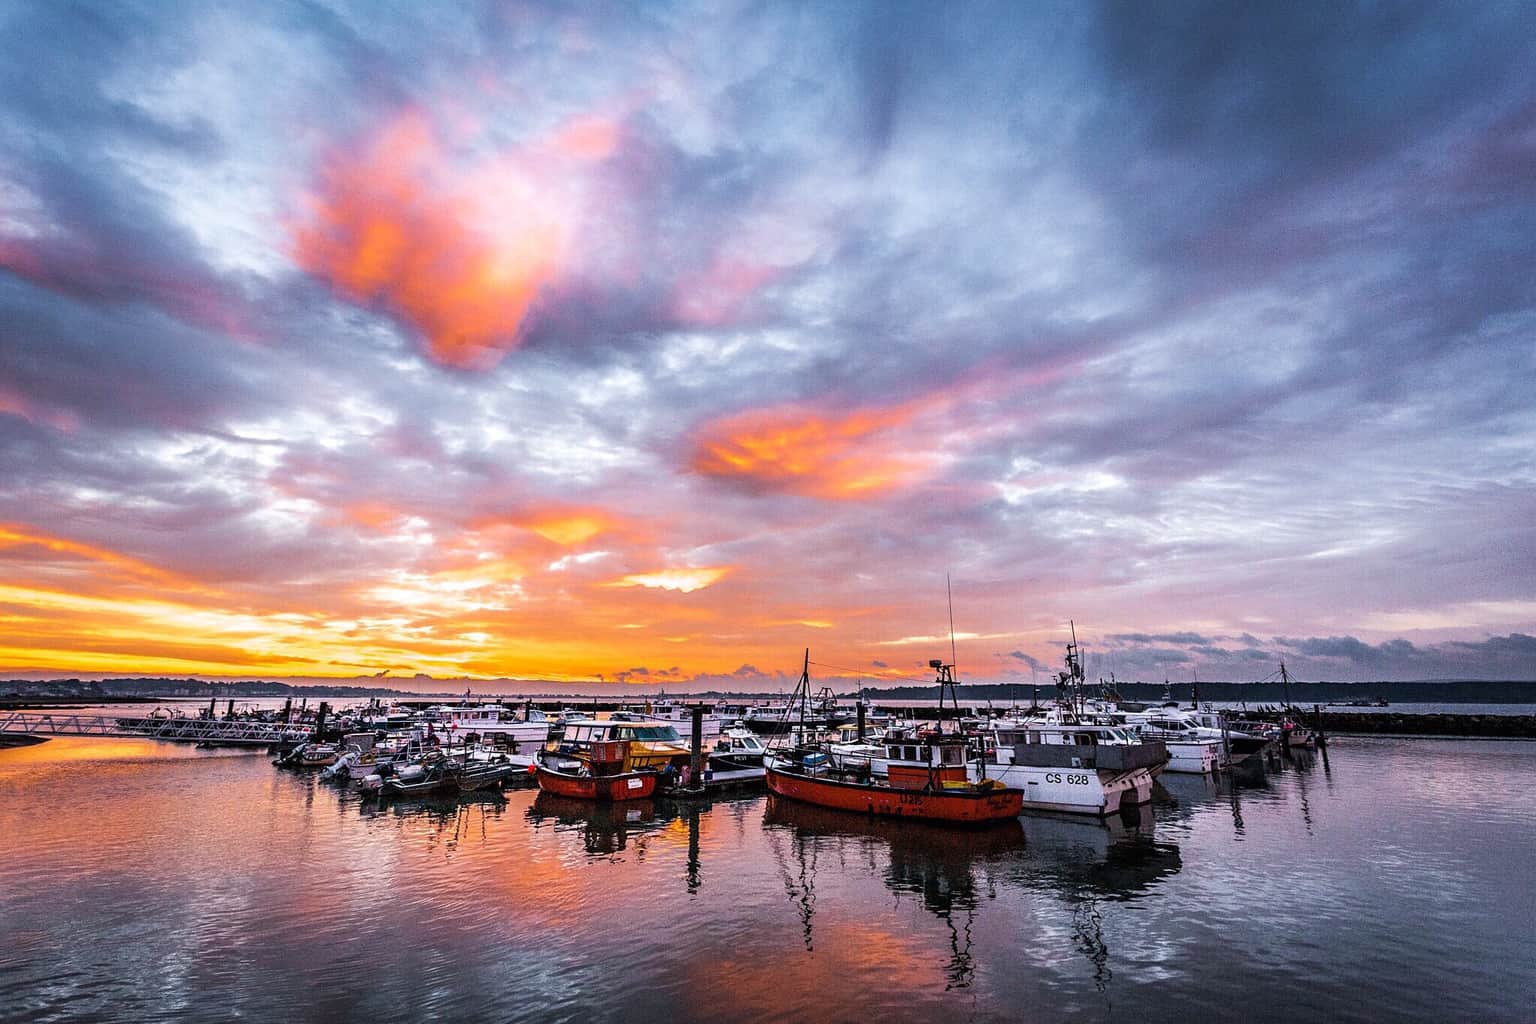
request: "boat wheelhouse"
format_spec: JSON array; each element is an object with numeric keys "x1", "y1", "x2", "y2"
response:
[
  {"x1": 712, "y1": 726, "x2": 768, "y2": 765},
  {"x1": 557, "y1": 719, "x2": 691, "y2": 771},
  {"x1": 535, "y1": 740, "x2": 658, "y2": 801}
]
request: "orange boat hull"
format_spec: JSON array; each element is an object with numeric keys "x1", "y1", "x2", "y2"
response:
[
  {"x1": 765, "y1": 766, "x2": 1021, "y2": 823},
  {"x1": 535, "y1": 766, "x2": 657, "y2": 801}
]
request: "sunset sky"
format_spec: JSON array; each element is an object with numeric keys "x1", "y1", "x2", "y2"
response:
[{"x1": 1, "y1": 2, "x2": 1533, "y2": 687}]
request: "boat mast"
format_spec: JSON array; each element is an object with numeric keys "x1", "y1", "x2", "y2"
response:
[
  {"x1": 929, "y1": 658, "x2": 960, "y2": 731},
  {"x1": 946, "y1": 573, "x2": 958, "y2": 676},
  {"x1": 797, "y1": 648, "x2": 810, "y2": 739},
  {"x1": 1061, "y1": 620, "x2": 1085, "y2": 716}
]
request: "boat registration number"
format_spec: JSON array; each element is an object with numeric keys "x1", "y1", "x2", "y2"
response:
[{"x1": 1044, "y1": 773, "x2": 1092, "y2": 786}]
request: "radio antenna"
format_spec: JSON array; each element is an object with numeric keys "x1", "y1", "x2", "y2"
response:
[{"x1": 947, "y1": 573, "x2": 958, "y2": 673}]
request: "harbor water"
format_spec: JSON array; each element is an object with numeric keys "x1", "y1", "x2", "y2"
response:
[{"x1": 2, "y1": 735, "x2": 1533, "y2": 1023}]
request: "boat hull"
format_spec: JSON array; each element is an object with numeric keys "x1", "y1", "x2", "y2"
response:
[
  {"x1": 1160, "y1": 740, "x2": 1222, "y2": 774},
  {"x1": 765, "y1": 766, "x2": 1021, "y2": 823},
  {"x1": 535, "y1": 766, "x2": 657, "y2": 801},
  {"x1": 975, "y1": 761, "x2": 1155, "y2": 816}
]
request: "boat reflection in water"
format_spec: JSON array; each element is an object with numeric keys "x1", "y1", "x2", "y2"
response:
[
  {"x1": 1156, "y1": 738, "x2": 1330, "y2": 840},
  {"x1": 525, "y1": 791, "x2": 663, "y2": 856},
  {"x1": 1013, "y1": 808, "x2": 1182, "y2": 898},
  {"x1": 762, "y1": 793, "x2": 1026, "y2": 988},
  {"x1": 1006, "y1": 808, "x2": 1183, "y2": 991},
  {"x1": 352, "y1": 790, "x2": 513, "y2": 859}
]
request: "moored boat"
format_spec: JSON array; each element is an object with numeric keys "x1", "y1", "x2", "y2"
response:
[
  {"x1": 554, "y1": 719, "x2": 691, "y2": 772},
  {"x1": 761, "y1": 654, "x2": 1021, "y2": 825},
  {"x1": 379, "y1": 750, "x2": 516, "y2": 797},
  {"x1": 712, "y1": 726, "x2": 768, "y2": 766},
  {"x1": 428, "y1": 703, "x2": 550, "y2": 750},
  {"x1": 765, "y1": 743, "x2": 1020, "y2": 824},
  {"x1": 535, "y1": 741, "x2": 657, "y2": 801},
  {"x1": 273, "y1": 740, "x2": 338, "y2": 768},
  {"x1": 975, "y1": 721, "x2": 1164, "y2": 816}
]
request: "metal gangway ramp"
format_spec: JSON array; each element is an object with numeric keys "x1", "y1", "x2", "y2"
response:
[{"x1": 0, "y1": 711, "x2": 314, "y2": 746}]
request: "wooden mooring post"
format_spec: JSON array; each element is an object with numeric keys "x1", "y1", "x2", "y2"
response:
[{"x1": 688, "y1": 704, "x2": 706, "y2": 795}]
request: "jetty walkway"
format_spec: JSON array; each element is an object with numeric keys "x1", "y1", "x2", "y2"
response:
[{"x1": 0, "y1": 711, "x2": 313, "y2": 746}]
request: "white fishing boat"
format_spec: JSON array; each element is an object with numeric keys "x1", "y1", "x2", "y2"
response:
[
  {"x1": 974, "y1": 721, "x2": 1165, "y2": 816},
  {"x1": 826, "y1": 738, "x2": 888, "y2": 774},
  {"x1": 1111, "y1": 713, "x2": 1223, "y2": 773},
  {"x1": 430, "y1": 704, "x2": 551, "y2": 750},
  {"x1": 712, "y1": 726, "x2": 768, "y2": 765},
  {"x1": 825, "y1": 722, "x2": 890, "y2": 773},
  {"x1": 1118, "y1": 707, "x2": 1272, "y2": 766}
]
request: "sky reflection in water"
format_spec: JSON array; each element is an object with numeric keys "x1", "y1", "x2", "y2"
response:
[{"x1": 2, "y1": 736, "x2": 1533, "y2": 1023}]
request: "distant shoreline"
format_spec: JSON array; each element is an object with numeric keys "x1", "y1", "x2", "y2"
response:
[{"x1": 5, "y1": 677, "x2": 1536, "y2": 704}]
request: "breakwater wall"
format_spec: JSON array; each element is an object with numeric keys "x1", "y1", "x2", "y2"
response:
[{"x1": 1309, "y1": 711, "x2": 1536, "y2": 738}]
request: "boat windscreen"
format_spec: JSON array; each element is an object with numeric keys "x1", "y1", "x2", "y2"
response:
[{"x1": 618, "y1": 726, "x2": 681, "y2": 741}]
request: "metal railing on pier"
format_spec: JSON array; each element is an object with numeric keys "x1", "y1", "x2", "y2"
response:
[{"x1": 0, "y1": 712, "x2": 314, "y2": 746}]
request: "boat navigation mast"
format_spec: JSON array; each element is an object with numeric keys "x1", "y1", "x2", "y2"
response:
[
  {"x1": 929, "y1": 658, "x2": 961, "y2": 732},
  {"x1": 1058, "y1": 620, "x2": 1086, "y2": 715},
  {"x1": 797, "y1": 648, "x2": 810, "y2": 737},
  {"x1": 935, "y1": 573, "x2": 962, "y2": 734}
]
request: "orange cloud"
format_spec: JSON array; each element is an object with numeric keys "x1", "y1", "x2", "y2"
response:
[
  {"x1": 344, "y1": 501, "x2": 407, "y2": 531},
  {"x1": 607, "y1": 567, "x2": 729, "y2": 593},
  {"x1": 0, "y1": 523, "x2": 194, "y2": 589},
  {"x1": 292, "y1": 108, "x2": 617, "y2": 369},
  {"x1": 462, "y1": 504, "x2": 648, "y2": 550},
  {"x1": 689, "y1": 399, "x2": 944, "y2": 499},
  {"x1": 521, "y1": 509, "x2": 611, "y2": 546}
]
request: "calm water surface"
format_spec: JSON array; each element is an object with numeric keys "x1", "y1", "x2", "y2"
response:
[{"x1": 2, "y1": 736, "x2": 1533, "y2": 1023}]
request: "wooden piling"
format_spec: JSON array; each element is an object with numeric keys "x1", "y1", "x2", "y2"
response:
[{"x1": 689, "y1": 705, "x2": 705, "y2": 794}]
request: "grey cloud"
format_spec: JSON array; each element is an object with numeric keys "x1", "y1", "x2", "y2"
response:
[
  {"x1": 1007, "y1": 650, "x2": 1045, "y2": 672},
  {"x1": 1273, "y1": 634, "x2": 1536, "y2": 680},
  {"x1": 1109, "y1": 632, "x2": 1211, "y2": 647}
]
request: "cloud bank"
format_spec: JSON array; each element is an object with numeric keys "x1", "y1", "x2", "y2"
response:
[{"x1": 0, "y1": 2, "x2": 1532, "y2": 684}]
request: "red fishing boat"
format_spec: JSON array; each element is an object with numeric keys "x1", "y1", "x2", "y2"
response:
[
  {"x1": 534, "y1": 740, "x2": 658, "y2": 802},
  {"x1": 762, "y1": 652, "x2": 1022, "y2": 825},
  {"x1": 765, "y1": 743, "x2": 1020, "y2": 823}
]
